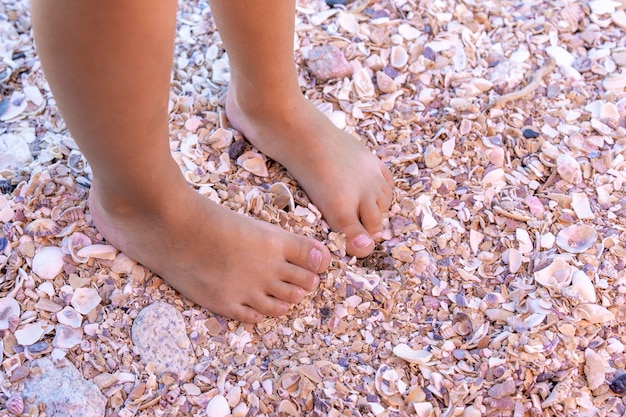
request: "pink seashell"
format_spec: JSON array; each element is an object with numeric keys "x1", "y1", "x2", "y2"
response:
[{"x1": 7, "y1": 394, "x2": 24, "y2": 415}]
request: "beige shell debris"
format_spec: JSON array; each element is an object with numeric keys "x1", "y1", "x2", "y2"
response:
[
  {"x1": 533, "y1": 257, "x2": 575, "y2": 292},
  {"x1": 56, "y1": 306, "x2": 83, "y2": 328},
  {"x1": 23, "y1": 218, "x2": 61, "y2": 237},
  {"x1": 555, "y1": 224, "x2": 598, "y2": 253},
  {"x1": 14, "y1": 321, "x2": 51, "y2": 346},
  {"x1": 269, "y1": 182, "x2": 295, "y2": 212},
  {"x1": 584, "y1": 348, "x2": 606, "y2": 390},
  {"x1": 571, "y1": 193, "x2": 594, "y2": 219},
  {"x1": 75, "y1": 244, "x2": 117, "y2": 260},
  {"x1": 392, "y1": 344, "x2": 433, "y2": 365},
  {"x1": 573, "y1": 303, "x2": 615, "y2": 324},
  {"x1": 206, "y1": 394, "x2": 230, "y2": 417},
  {"x1": 53, "y1": 324, "x2": 83, "y2": 349}
]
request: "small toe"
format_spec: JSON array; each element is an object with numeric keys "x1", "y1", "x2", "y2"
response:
[
  {"x1": 360, "y1": 198, "x2": 383, "y2": 237},
  {"x1": 285, "y1": 235, "x2": 331, "y2": 273},
  {"x1": 229, "y1": 305, "x2": 265, "y2": 324},
  {"x1": 248, "y1": 294, "x2": 290, "y2": 318}
]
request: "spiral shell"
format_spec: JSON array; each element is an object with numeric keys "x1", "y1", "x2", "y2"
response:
[{"x1": 6, "y1": 394, "x2": 24, "y2": 415}]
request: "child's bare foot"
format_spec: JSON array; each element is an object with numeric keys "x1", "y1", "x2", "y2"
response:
[
  {"x1": 88, "y1": 178, "x2": 331, "y2": 323},
  {"x1": 226, "y1": 87, "x2": 394, "y2": 258}
]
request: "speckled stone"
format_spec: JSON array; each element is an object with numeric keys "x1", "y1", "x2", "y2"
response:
[
  {"x1": 306, "y1": 45, "x2": 354, "y2": 82},
  {"x1": 23, "y1": 357, "x2": 106, "y2": 417},
  {"x1": 131, "y1": 302, "x2": 195, "y2": 381}
]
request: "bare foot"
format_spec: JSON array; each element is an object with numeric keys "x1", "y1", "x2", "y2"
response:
[
  {"x1": 226, "y1": 88, "x2": 394, "y2": 258},
  {"x1": 88, "y1": 178, "x2": 331, "y2": 323}
]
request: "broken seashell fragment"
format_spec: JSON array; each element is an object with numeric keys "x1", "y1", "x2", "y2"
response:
[
  {"x1": 6, "y1": 394, "x2": 24, "y2": 415},
  {"x1": 571, "y1": 193, "x2": 594, "y2": 219},
  {"x1": 14, "y1": 321, "x2": 50, "y2": 346},
  {"x1": 269, "y1": 182, "x2": 295, "y2": 212},
  {"x1": 31, "y1": 246, "x2": 65, "y2": 280},
  {"x1": 573, "y1": 303, "x2": 615, "y2": 324},
  {"x1": 56, "y1": 306, "x2": 83, "y2": 328},
  {"x1": 206, "y1": 394, "x2": 230, "y2": 417},
  {"x1": 76, "y1": 244, "x2": 117, "y2": 260},
  {"x1": 555, "y1": 224, "x2": 597, "y2": 253},
  {"x1": 0, "y1": 297, "x2": 20, "y2": 330},
  {"x1": 392, "y1": 343, "x2": 433, "y2": 364},
  {"x1": 53, "y1": 324, "x2": 83, "y2": 349},
  {"x1": 237, "y1": 151, "x2": 269, "y2": 177},
  {"x1": 24, "y1": 219, "x2": 61, "y2": 237},
  {"x1": 584, "y1": 348, "x2": 605, "y2": 390},
  {"x1": 70, "y1": 287, "x2": 102, "y2": 315},
  {"x1": 390, "y1": 46, "x2": 409, "y2": 68},
  {"x1": 533, "y1": 257, "x2": 574, "y2": 292},
  {"x1": 570, "y1": 270, "x2": 597, "y2": 303},
  {"x1": 555, "y1": 153, "x2": 582, "y2": 184}
]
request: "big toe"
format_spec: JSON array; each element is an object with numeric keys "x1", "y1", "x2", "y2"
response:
[{"x1": 342, "y1": 221, "x2": 376, "y2": 258}]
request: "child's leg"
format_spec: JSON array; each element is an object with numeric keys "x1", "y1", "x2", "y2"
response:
[
  {"x1": 30, "y1": 0, "x2": 331, "y2": 323},
  {"x1": 209, "y1": 0, "x2": 394, "y2": 258}
]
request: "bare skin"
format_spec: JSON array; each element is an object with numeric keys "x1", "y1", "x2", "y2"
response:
[{"x1": 30, "y1": 0, "x2": 392, "y2": 323}]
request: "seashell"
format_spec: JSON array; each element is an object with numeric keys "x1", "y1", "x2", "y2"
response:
[
  {"x1": 392, "y1": 343, "x2": 433, "y2": 364},
  {"x1": 207, "y1": 128, "x2": 234, "y2": 149},
  {"x1": 0, "y1": 297, "x2": 20, "y2": 330},
  {"x1": 76, "y1": 244, "x2": 117, "y2": 260},
  {"x1": 573, "y1": 303, "x2": 615, "y2": 324},
  {"x1": 353, "y1": 67, "x2": 375, "y2": 98},
  {"x1": 540, "y1": 232, "x2": 555, "y2": 249},
  {"x1": 0, "y1": 92, "x2": 27, "y2": 122},
  {"x1": 603, "y1": 72, "x2": 626, "y2": 91},
  {"x1": 398, "y1": 23, "x2": 420, "y2": 40},
  {"x1": 269, "y1": 182, "x2": 295, "y2": 212},
  {"x1": 589, "y1": 0, "x2": 620, "y2": 14},
  {"x1": 390, "y1": 46, "x2": 408, "y2": 68},
  {"x1": 14, "y1": 321, "x2": 50, "y2": 346},
  {"x1": 533, "y1": 257, "x2": 574, "y2": 292},
  {"x1": 24, "y1": 219, "x2": 61, "y2": 237},
  {"x1": 555, "y1": 153, "x2": 582, "y2": 184},
  {"x1": 329, "y1": 110, "x2": 347, "y2": 129},
  {"x1": 211, "y1": 57, "x2": 230, "y2": 85},
  {"x1": 276, "y1": 400, "x2": 300, "y2": 417},
  {"x1": 236, "y1": 151, "x2": 269, "y2": 177},
  {"x1": 482, "y1": 168, "x2": 506, "y2": 188},
  {"x1": 412, "y1": 402, "x2": 434, "y2": 417},
  {"x1": 111, "y1": 253, "x2": 137, "y2": 275},
  {"x1": 6, "y1": 394, "x2": 24, "y2": 415},
  {"x1": 376, "y1": 71, "x2": 397, "y2": 94},
  {"x1": 53, "y1": 324, "x2": 83, "y2": 349},
  {"x1": 570, "y1": 270, "x2": 597, "y2": 303},
  {"x1": 56, "y1": 306, "x2": 83, "y2": 328},
  {"x1": 584, "y1": 348, "x2": 606, "y2": 390},
  {"x1": 63, "y1": 232, "x2": 93, "y2": 263},
  {"x1": 71, "y1": 287, "x2": 102, "y2": 315},
  {"x1": 541, "y1": 379, "x2": 571, "y2": 407},
  {"x1": 232, "y1": 402, "x2": 249, "y2": 417},
  {"x1": 337, "y1": 11, "x2": 359, "y2": 34},
  {"x1": 556, "y1": 224, "x2": 597, "y2": 253},
  {"x1": 206, "y1": 394, "x2": 230, "y2": 417},
  {"x1": 571, "y1": 193, "x2": 594, "y2": 220},
  {"x1": 452, "y1": 312, "x2": 472, "y2": 336},
  {"x1": 31, "y1": 246, "x2": 65, "y2": 280},
  {"x1": 345, "y1": 271, "x2": 381, "y2": 291},
  {"x1": 56, "y1": 206, "x2": 85, "y2": 222}
]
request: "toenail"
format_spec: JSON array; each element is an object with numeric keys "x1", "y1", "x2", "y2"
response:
[
  {"x1": 353, "y1": 234, "x2": 373, "y2": 248},
  {"x1": 310, "y1": 248, "x2": 323, "y2": 270},
  {"x1": 373, "y1": 231, "x2": 383, "y2": 240}
]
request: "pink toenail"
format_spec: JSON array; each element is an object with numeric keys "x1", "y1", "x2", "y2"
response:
[
  {"x1": 310, "y1": 248, "x2": 323, "y2": 270},
  {"x1": 353, "y1": 234, "x2": 373, "y2": 248},
  {"x1": 373, "y1": 232, "x2": 383, "y2": 240}
]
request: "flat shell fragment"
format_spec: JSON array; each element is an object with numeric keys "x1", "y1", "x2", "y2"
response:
[
  {"x1": 237, "y1": 151, "x2": 269, "y2": 177},
  {"x1": 14, "y1": 321, "x2": 50, "y2": 346},
  {"x1": 571, "y1": 193, "x2": 594, "y2": 219},
  {"x1": 584, "y1": 348, "x2": 606, "y2": 390},
  {"x1": 393, "y1": 343, "x2": 433, "y2": 364},
  {"x1": 70, "y1": 287, "x2": 102, "y2": 315},
  {"x1": 556, "y1": 224, "x2": 597, "y2": 253},
  {"x1": 75, "y1": 244, "x2": 117, "y2": 260},
  {"x1": 0, "y1": 297, "x2": 20, "y2": 330},
  {"x1": 206, "y1": 394, "x2": 230, "y2": 417},
  {"x1": 533, "y1": 257, "x2": 575, "y2": 292},
  {"x1": 573, "y1": 303, "x2": 615, "y2": 324},
  {"x1": 32, "y1": 246, "x2": 65, "y2": 280}
]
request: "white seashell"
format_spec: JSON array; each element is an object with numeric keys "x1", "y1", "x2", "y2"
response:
[
  {"x1": 63, "y1": 232, "x2": 93, "y2": 263},
  {"x1": 232, "y1": 402, "x2": 249, "y2": 417},
  {"x1": 0, "y1": 92, "x2": 27, "y2": 122},
  {"x1": 24, "y1": 219, "x2": 61, "y2": 237},
  {"x1": 412, "y1": 402, "x2": 434, "y2": 417},
  {"x1": 612, "y1": 10, "x2": 626, "y2": 29},
  {"x1": 392, "y1": 343, "x2": 433, "y2": 364},
  {"x1": 354, "y1": 67, "x2": 375, "y2": 98},
  {"x1": 237, "y1": 151, "x2": 269, "y2": 177},
  {"x1": 15, "y1": 321, "x2": 50, "y2": 346},
  {"x1": 53, "y1": 324, "x2": 83, "y2": 349},
  {"x1": 32, "y1": 246, "x2": 65, "y2": 280},
  {"x1": 571, "y1": 193, "x2": 594, "y2": 219},
  {"x1": 545, "y1": 46, "x2": 575, "y2": 67},
  {"x1": 345, "y1": 271, "x2": 381, "y2": 291},
  {"x1": 337, "y1": 11, "x2": 359, "y2": 34},
  {"x1": 398, "y1": 23, "x2": 421, "y2": 40},
  {"x1": 111, "y1": 253, "x2": 137, "y2": 275},
  {"x1": 508, "y1": 248, "x2": 523, "y2": 273},
  {"x1": 533, "y1": 257, "x2": 574, "y2": 292},
  {"x1": 483, "y1": 168, "x2": 506, "y2": 188},
  {"x1": 556, "y1": 224, "x2": 597, "y2": 253},
  {"x1": 76, "y1": 244, "x2": 117, "y2": 260},
  {"x1": 573, "y1": 303, "x2": 615, "y2": 324},
  {"x1": 211, "y1": 57, "x2": 230, "y2": 85},
  {"x1": 71, "y1": 287, "x2": 102, "y2": 315},
  {"x1": 207, "y1": 128, "x2": 233, "y2": 149},
  {"x1": 390, "y1": 46, "x2": 408, "y2": 68},
  {"x1": 589, "y1": 0, "x2": 620, "y2": 14},
  {"x1": 603, "y1": 72, "x2": 626, "y2": 91},
  {"x1": 555, "y1": 153, "x2": 582, "y2": 184},
  {"x1": 0, "y1": 297, "x2": 20, "y2": 330},
  {"x1": 540, "y1": 232, "x2": 555, "y2": 249},
  {"x1": 376, "y1": 71, "x2": 397, "y2": 94},
  {"x1": 570, "y1": 270, "x2": 597, "y2": 303},
  {"x1": 485, "y1": 308, "x2": 515, "y2": 321},
  {"x1": 56, "y1": 306, "x2": 83, "y2": 328},
  {"x1": 269, "y1": 182, "x2": 295, "y2": 212},
  {"x1": 584, "y1": 348, "x2": 606, "y2": 390},
  {"x1": 541, "y1": 379, "x2": 571, "y2": 407},
  {"x1": 329, "y1": 110, "x2": 347, "y2": 129},
  {"x1": 206, "y1": 394, "x2": 230, "y2": 417}
]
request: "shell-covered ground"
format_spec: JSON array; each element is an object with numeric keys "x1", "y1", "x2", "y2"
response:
[{"x1": 1, "y1": 0, "x2": 626, "y2": 415}]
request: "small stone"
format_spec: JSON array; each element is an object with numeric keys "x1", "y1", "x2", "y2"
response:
[
  {"x1": 0, "y1": 179, "x2": 14, "y2": 194},
  {"x1": 307, "y1": 45, "x2": 353, "y2": 82},
  {"x1": 23, "y1": 357, "x2": 106, "y2": 417},
  {"x1": 131, "y1": 302, "x2": 196, "y2": 381},
  {"x1": 522, "y1": 127, "x2": 540, "y2": 138},
  {"x1": 610, "y1": 374, "x2": 626, "y2": 394},
  {"x1": 228, "y1": 140, "x2": 248, "y2": 160}
]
